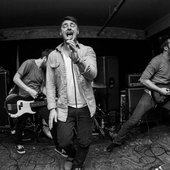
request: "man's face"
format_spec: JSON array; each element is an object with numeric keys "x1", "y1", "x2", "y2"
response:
[
  {"x1": 168, "y1": 39, "x2": 170, "y2": 48},
  {"x1": 60, "y1": 20, "x2": 79, "y2": 41},
  {"x1": 166, "y1": 39, "x2": 170, "y2": 55},
  {"x1": 41, "y1": 56, "x2": 47, "y2": 70}
]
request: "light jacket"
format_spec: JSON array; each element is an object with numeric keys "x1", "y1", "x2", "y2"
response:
[{"x1": 46, "y1": 42, "x2": 97, "y2": 122}]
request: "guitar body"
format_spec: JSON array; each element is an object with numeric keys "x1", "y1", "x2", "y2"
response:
[
  {"x1": 5, "y1": 95, "x2": 47, "y2": 118},
  {"x1": 152, "y1": 84, "x2": 170, "y2": 105}
]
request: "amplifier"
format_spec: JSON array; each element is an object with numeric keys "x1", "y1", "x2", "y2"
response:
[
  {"x1": 0, "y1": 71, "x2": 10, "y2": 127},
  {"x1": 127, "y1": 74, "x2": 143, "y2": 87},
  {"x1": 127, "y1": 87, "x2": 144, "y2": 114}
]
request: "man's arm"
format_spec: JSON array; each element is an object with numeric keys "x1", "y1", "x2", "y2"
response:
[
  {"x1": 76, "y1": 47, "x2": 97, "y2": 81},
  {"x1": 13, "y1": 72, "x2": 38, "y2": 99},
  {"x1": 140, "y1": 79, "x2": 170, "y2": 96},
  {"x1": 46, "y1": 52, "x2": 58, "y2": 129},
  {"x1": 140, "y1": 79, "x2": 160, "y2": 92},
  {"x1": 67, "y1": 40, "x2": 97, "y2": 81}
]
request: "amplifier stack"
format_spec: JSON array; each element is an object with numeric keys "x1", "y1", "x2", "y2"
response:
[
  {"x1": 126, "y1": 73, "x2": 144, "y2": 113},
  {"x1": 120, "y1": 74, "x2": 145, "y2": 122}
]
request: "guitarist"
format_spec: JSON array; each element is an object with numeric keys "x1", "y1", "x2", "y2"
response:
[
  {"x1": 107, "y1": 36, "x2": 170, "y2": 152},
  {"x1": 8, "y1": 49, "x2": 67, "y2": 157}
]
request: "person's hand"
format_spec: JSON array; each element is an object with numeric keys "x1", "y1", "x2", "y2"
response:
[
  {"x1": 66, "y1": 40, "x2": 80, "y2": 64},
  {"x1": 160, "y1": 87, "x2": 170, "y2": 95},
  {"x1": 49, "y1": 109, "x2": 58, "y2": 130},
  {"x1": 28, "y1": 88, "x2": 38, "y2": 99},
  {"x1": 66, "y1": 40, "x2": 77, "y2": 53}
]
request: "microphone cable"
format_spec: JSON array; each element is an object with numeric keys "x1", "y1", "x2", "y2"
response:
[{"x1": 71, "y1": 61, "x2": 79, "y2": 132}]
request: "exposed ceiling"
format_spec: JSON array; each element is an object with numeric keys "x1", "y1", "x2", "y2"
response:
[{"x1": 1, "y1": 0, "x2": 170, "y2": 36}]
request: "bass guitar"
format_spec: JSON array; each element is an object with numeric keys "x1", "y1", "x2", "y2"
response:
[
  {"x1": 5, "y1": 95, "x2": 47, "y2": 118},
  {"x1": 151, "y1": 84, "x2": 170, "y2": 105}
]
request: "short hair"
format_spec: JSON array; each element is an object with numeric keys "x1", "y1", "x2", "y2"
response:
[
  {"x1": 160, "y1": 35, "x2": 170, "y2": 51},
  {"x1": 41, "y1": 49, "x2": 52, "y2": 59},
  {"x1": 60, "y1": 16, "x2": 78, "y2": 26}
]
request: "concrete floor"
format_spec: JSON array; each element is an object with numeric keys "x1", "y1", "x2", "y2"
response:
[{"x1": 0, "y1": 122, "x2": 170, "y2": 170}]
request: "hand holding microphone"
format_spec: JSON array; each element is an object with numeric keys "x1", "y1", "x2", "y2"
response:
[
  {"x1": 66, "y1": 39, "x2": 77, "y2": 53},
  {"x1": 66, "y1": 40, "x2": 80, "y2": 64}
]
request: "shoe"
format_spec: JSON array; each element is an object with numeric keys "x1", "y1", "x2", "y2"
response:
[
  {"x1": 11, "y1": 129, "x2": 16, "y2": 135},
  {"x1": 16, "y1": 145, "x2": 26, "y2": 154},
  {"x1": 64, "y1": 157, "x2": 73, "y2": 170},
  {"x1": 106, "y1": 142, "x2": 122, "y2": 152},
  {"x1": 55, "y1": 147, "x2": 68, "y2": 157}
]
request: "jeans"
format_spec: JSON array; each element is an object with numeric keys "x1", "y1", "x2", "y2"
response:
[
  {"x1": 115, "y1": 91, "x2": 160, "y2": 143},
  {"x1": 57, "y1": 106, "x2": 94, "y2": 168}
]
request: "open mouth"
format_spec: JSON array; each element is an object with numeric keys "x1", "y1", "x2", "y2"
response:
[{"x1": 66, "y1": 32, "x2": 74, "y2": 40}]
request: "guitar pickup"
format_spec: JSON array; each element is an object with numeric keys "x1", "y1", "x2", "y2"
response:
[{"x1": 7, "y1": 104, "x2": 17, "y2": 111}]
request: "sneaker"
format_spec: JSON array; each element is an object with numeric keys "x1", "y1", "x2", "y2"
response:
[
  {"x1": 11, "y1": 129, "x2": 16, "y2": 135},
  {"x1": 106, "y1": 142, "x2": 122, "y2": 152},
  {"x1": 16, "y1": 145, "x2": 26, "y2": 154},
  {"x1": 55, "y1": 147, "x2": 68, "y2": 157}
]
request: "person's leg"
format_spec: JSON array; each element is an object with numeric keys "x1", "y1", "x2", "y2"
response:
[
  {"x1": 15, "y1": 114, "x2": 29, "y2": 145},
  {"x1": 10, "y1": 117, "x2": 17, "y2": 134},
  {"x1": 72, "y1": 106, "x2": 94, "y2": 169},
  {"x1": 107, "y1": 92, "x2": 155, "y2": 151},
  {"x1": 57, "y1": 107, "x2": 77, "y2": 170},
  {"x1": 15, "y1": 114, "x2": 29, "y2": 154},
  {"x1": 162, "y1": 101, "x2": 170, "y2": 111},
  {"x1": 57, "y1": 107, "x2": 76, "y2": 159}
]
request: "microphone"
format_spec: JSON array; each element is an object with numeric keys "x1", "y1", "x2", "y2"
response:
[
  {"x1": 66, "y1": 41, "x2": 75, "y2": 52},
  {"x1": 66, "y1": 44, "x2": 73, "y2": 53}
]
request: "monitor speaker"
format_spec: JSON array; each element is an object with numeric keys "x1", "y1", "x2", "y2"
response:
[
  {"x1": 127, "y1": 87, "x2": 144, "y2": 114},
  {"x1": 0, "y1": 71, "x2": 10, "y2": 127},
  {"x1": 94, "y1": 56, "x2": 119, "y2": 113}
]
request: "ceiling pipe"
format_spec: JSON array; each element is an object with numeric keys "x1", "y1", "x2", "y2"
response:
[{"x1": 97, "y1": 0, "x2": 126, "y2": 36}]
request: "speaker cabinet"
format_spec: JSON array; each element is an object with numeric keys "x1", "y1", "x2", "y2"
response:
[
  {"x1": 94, "y1": 56, "x2": 119, "y2": 113},
  {"x1": 127, "y1": 87, "x2": 144, "y2": 114},
  {"x1": 0, "y1": 71, "x2": 10, "y2": 127},
  {"x1": 127, "y1": 74, "x2": 143, "y2": 87}
]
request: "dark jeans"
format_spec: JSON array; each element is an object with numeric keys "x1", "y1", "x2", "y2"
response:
[
  {"x1": 57, "y1": 106, "x2": 94, "y2": 168},
  {"x1": 15, "y1": 106, "x2": 58, "y2": 147},
  {"x1": 115, "y1": 91, "x2": 170, "y2": 143}
]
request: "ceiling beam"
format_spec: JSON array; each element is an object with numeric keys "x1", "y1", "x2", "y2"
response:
[
  {"x1": 145, "y1": 13, "x2": 170, "y2": 38},
  {"x1": 97, "y1": 0, "x2": 126, "y2": 36},
  {"x1": 0, "y1": 26, "x2": 145, "y2": 41}
]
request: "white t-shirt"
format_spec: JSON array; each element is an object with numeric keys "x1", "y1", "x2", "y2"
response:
[{"x1": 62, "y1": 50, "x2": 86, "y2": 108}]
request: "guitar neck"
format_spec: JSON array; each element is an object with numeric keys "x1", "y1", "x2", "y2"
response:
[{"x1": 30, "y1": 100, "x2": 47, "y2": 108}]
